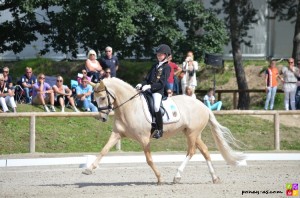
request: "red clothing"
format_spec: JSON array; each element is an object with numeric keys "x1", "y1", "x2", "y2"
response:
[
  {"x1": 168, "y1": 61, "x2": 179, "y2": 83},
  {"x1": 266, "y1": 67, "x2": 278, "y2": 87}
]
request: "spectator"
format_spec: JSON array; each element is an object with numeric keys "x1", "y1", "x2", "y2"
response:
[
  {"x1": 20, "y1": 67, "x2": 37, "y2": 104},
  {"x1": 76, "y1": 76, "x2": 98, "y2": 112},
  {"x1": 85, "y1": 49, "x2": 102, "y2": 83},
  {"x1": 32, "y1": 73, "x2": 56, "y2": 112},
  {"x1": 167, "y1": 55, "x2": 182, "y2": 94},
  {"x1": 296, "y1": 59, "x2": 300, "y2": 109},
  {"x1": 100, "y1": 46, "x2": 119, "y2": 77},
  {"x1": 184, "y1": 86, "x2": 196, "y2": 99},
  {"x1": 77, "y1": 69, "x2": 91, "y2": 85},
  {"x1": 52, "y1": 76, "x2": 79, "y2": 112},
  {"x1": 104, "y1": 68, "x2": 112, "y2": 78},
  {"x1": 2, "y1": 67, "x2": 13, "y2": 88},
  {"x1": 203, "y1": 88, "x2": 222, "y2": 111},
  {"x1": 264, "y1": 60, "x2": 282, "y2": 110},
  {"x1": 167, "y1": 89, "x2": 173, "y2": 97},
  {"x1": 181, "y1": 51, "x2": 199, "y2": 94},
  {"x1": 280, "y1": 58, "x2": 300, "y2": 110},
  {"x1": 0, "y1": 74, "x2": 17, "y2": 113}
]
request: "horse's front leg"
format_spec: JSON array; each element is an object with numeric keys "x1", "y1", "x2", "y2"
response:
[
  {"x1": 143, "y1": 143, "x2": 162, "y2": 185},
  {"x1": 82, "y1": 131, "x2": 121, "y2": 175}
]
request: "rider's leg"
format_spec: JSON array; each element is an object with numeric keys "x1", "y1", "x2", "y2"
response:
[{"x1": 152, "y1": 93, "x2": 163, "y2": 139}]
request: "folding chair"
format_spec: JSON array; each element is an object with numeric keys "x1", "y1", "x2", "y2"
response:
[{"x1": 14, "y1": 85, "x2": 26, "y2": 104}]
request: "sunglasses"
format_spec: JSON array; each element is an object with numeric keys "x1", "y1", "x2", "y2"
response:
[
  {"x1": 105, "y1": 51, "x2": 111, "y2": 52},
  {"x1": 289, "y1": 61, "x2": 294, "y2": 63},
  {"x1": 82, "y1": 81, "x2": 88, "y2": 83},
  {"x1": 90, "y1": 54, "x2": 96, "y2": 56},
  {"x1": 27, "y1": 72, "x2": 32, "y2": 73},
  {"x1": 106, "y1": 72, "x2": 111, "y2": 74},
  {"x1": 40, "y1": 77, "x2": 45, "y2": 79},
  {"x1": 82, "y1": 72, "x2": 87, "y2": 74},
  {"x1": 57, "y1": 80, "x2": 63, "y2": 82},
  {"x1": 3, "y1": 71, "x2": 8, "y2": 73}
]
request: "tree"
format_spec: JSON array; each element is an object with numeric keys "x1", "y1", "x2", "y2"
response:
[
  {"x1": 211, "y1": 0, "x2": 258, "y2": 109},
  {"x1": 268, "y1": 0, "x2": 300, "y2": 60}
]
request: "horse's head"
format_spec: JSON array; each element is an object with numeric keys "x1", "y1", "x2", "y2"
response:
[{"x1": 90, "y1": 80, "x2": 115, "y2": 122}]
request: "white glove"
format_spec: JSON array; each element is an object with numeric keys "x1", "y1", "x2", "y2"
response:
[
  {"x1": 142, "y1": 84, "x2": 151, "y2": 91},
  {"x1": 135, "y1": 83, "x2": 142, "y2": 90}
]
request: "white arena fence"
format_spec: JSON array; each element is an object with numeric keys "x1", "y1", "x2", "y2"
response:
[{"x1": 0, "y1": 110, "x2": 300, "y2": 153}]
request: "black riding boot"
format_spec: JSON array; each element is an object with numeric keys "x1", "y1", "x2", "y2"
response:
[{"x1": 153, "y1": 111, "x2": 163, "y2": 139}]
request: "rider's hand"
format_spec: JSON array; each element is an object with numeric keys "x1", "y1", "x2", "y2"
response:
[
  {"x1": 142, "y1": 84, "x2": 151, "y2": 91},
  {"x1": 135, "y1": 83, "x2": 142, "y2": 90}
]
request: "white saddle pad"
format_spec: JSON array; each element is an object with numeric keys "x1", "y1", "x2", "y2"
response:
[{"x1": 141, "y1": 95, "x2": 180, "y2": 124}]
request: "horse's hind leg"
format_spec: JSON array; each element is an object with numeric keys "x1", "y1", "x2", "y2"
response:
[
  {"x1": 82, "y1": 131, "x2": 121, "y2": 175},
  {"x1": 196, "y1": 138, "x2": 221, "y2": 184}
]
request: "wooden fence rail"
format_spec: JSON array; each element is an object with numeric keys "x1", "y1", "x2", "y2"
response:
[
  {"x1": 195, "y1": 89, "x2": 284, "y2": 109},
  {"x1": 1, "y1": 110, "x2": 299, "y2": 153}
]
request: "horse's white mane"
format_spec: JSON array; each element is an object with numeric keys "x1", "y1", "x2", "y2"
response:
[{"x1": 103, "y1": 77, "x2": 136, "y2": 93}]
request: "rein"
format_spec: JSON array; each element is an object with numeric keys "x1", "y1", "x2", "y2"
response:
[{"x1": 95, "y1": 86, "x2": 140, "y2": 114}]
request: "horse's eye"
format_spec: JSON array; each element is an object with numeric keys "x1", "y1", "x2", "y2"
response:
[{"x1": 100, "y1": 97, "x2": 106, "y2": 101}]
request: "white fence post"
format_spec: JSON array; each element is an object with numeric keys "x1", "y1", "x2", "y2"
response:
[
  {"x1": 274, "y1": 112, "x2": 280, "y2": 151},
  {"x1": 30, "y1": 115, "x2": 36, "y2": 153}
]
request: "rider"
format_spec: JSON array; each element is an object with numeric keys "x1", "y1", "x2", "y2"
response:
[{"x1": 136, "y1": 44, "x2": 171, "y2": 139}]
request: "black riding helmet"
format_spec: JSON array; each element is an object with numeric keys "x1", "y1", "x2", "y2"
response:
[{"x1": 155, "y1": 44, "x2": 171, "y2": 56}]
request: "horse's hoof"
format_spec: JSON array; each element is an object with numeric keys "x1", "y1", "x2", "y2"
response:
[
  {"x1": 213, "y1": 177, "x2": 221, "y2": 184},
  {"x1": 82, "y1": 169, "x2": 93, "y2": 175},
  {"x1": 173, "y1": 177, "x2": 181, "y2": 184}
]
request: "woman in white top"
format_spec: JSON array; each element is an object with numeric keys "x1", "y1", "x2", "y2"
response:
[
  {"x1": 280, "y1": 58, "x2": 300, "y2": 110},
  {"x1": 85, "y1": 49, "x2": 102, "y2": 83},
  {"x1": 0, "y1": 74, "x2": 17, "y2": 113},
  {"x1": 52, "y1": 76, "x2": 79, "y2": 112},
  {"x1": 181, "y1": 51, "x2": 199, "y2": 94}
]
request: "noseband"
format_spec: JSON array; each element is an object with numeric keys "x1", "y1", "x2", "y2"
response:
[{"x1": 94, "y1": 86, "x2": 115, "y2": 115}]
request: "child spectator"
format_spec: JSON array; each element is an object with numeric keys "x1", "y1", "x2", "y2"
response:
[{"x1": 203, "y1": 88, "x2": 222, "y2": 111}]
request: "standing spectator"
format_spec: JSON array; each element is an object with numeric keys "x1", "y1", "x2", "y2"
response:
[
  {"x1": 264, "y1": 60, "x2": 282, "y2": 110},
  {"x1": 85, "y1": 49, "x2": 102, "y2": 83},
  {"x1": 32, "y1": 73, "x2": 56, "y2": 112},
  {"x1": 167, "y1": 55, "x2": 182, "y2": 94},
  {"x1": 296, "y1": 59, "x2": 300, "y2": 109},
  {"x1": 52, "y1": 76, "x2": 79, "y2": 112},
  {"x1": 76, "y1": 76, "x2": 98, "y2": 112},
  {"x1": 100, "y1": 46, "x2": 119, "y2": 77},
  {"x1": 203, "y1": 88, "x2": 222, "y2": 111},
  {"x1": 20, "y1": 67, "x2": 37, "y2": 104},
  {"x1": 181, "y1": 51, "x2": 199, "y2": 94},
  {"x1": 2, "y1": 67, "x2": 13, "y2": 88},
  {"x1": 280, "y1": 58, "x2": 300, "y2": 110},
  {"x1": 0, "y1": 74, "x2": 17, "y2": 113}
]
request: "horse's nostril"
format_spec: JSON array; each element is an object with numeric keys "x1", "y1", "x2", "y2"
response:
[{"x1": 102, "y1": 118, "x2": 107, "y2": 122}]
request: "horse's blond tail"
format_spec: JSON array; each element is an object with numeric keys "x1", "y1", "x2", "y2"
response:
[{"x1": 208, "y1": 110, "x2": 245, "y2": 165}]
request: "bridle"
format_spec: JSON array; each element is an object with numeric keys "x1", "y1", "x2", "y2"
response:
[{"x1": 94, "y1": 85, "x2": 140, "y2": 116}]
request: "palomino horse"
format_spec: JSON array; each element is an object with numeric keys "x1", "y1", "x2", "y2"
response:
[{"x1": 83, "y1": 78, "x2": 244, "y2": 184}]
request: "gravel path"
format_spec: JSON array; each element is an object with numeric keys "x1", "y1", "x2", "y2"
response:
[{"x1": 0, "y1": 161, "x2": 299, "y2": 198}]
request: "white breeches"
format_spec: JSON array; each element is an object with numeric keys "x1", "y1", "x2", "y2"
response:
[{"x1": 152, "y1": 93, "x2": 162, "y2": 112}]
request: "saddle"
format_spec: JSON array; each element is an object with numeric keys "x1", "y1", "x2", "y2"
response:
[{"x1": 141, "y1": 90, "x2": 180, "y2": 127}]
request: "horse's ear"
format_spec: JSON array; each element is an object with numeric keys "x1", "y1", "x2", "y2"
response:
[
  {"x1": 89, "y1": 81, "x2": 96, "y2": 88},
  {"x1": 99, "y1": 80, "x2": 105, "y2": 89}
]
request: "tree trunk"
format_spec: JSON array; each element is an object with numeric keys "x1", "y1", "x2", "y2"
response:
[
  {"x1": 292, "y1": 0, "x2": 300, "y2": 60},
  {"x1": 228, "y1": 0, "x2": 250, "y2": 109}
]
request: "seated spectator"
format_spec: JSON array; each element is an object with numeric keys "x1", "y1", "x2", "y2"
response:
[
  {"x1": 2, "y1": 67, "x2": 13, "y2": 88},
  {"x1": 184, "y1": 86, "x2": 196, "y2": 99},
  {"x1": 52, "y1": 76, "x2": 79, "y2": 112},
  {"x1": 20, "y1": 67, "x2": 37, "y2": 104},
  {"x1": 76, "y1": 76, "x2": 97, "y2": 112},
  {"x1": 77, "y1": 69, "x2": 91, "y2": 84},
  {"x1": 104, "y1": 68, "x2": 112, "y2": 78},
  {"x1": 167, "y1": 89, "x2": 173, "y2": 97},
  {"x1": 203, "y1": 88, "x2": 222, "y2": 111},
  {"x1": 32, "y1": 73, "x2": 56, "y2": 112},
  {"x1": 0, "y1": 74, "x2": 17, "y2": 113}
]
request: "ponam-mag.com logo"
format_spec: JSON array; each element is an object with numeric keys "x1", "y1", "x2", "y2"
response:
[{"x1": 286, "y1": 183, "x2": 298, "y2": 197}]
